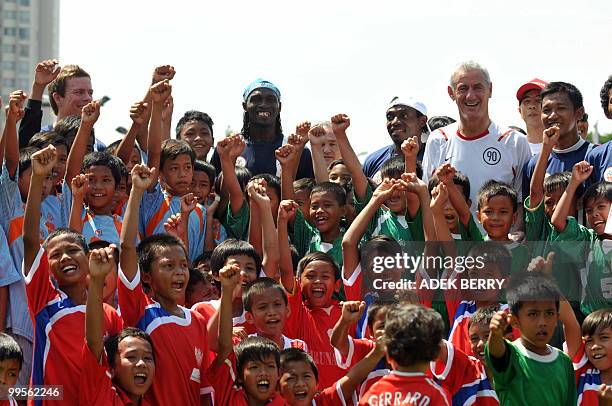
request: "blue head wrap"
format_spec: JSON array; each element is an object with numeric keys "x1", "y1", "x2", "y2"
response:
[{"x1": 242, "y1": 79, "x2": 281, "y2": 102}]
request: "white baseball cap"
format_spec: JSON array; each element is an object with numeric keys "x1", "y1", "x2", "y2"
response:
[{"x1": 387, "y1": 96, "x2": 428, "y2": 116}]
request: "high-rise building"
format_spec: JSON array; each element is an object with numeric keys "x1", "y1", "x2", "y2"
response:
[{"x1": 0, "y1": 0, "x2": 59, "y2": 128}]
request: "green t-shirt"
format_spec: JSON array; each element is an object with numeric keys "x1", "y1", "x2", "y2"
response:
[
  {"x1": 452, "y1": 214, "x2": 485, "y2": 242},
  {"x1": 485, "y1": 339, "x2": 576, "y2": 406},
  {"x1": 222, "y1": 200, "x2": 249, "y2": 241},
  {"x1": 524, "y1": 197, "x2": 582, "y2": 304},
  {"x1": 290, "y1": 209, "x2": 344, "y2": 269},
  {"x1": 354, "y1": 184, "x2": 424, "y2": 242},
  {"x1": 551, "y1": 216, "x2": 612, "y2": 314}
]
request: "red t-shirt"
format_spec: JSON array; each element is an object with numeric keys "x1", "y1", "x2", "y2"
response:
[
  {"x1": 573, "y1": 341, "x2": 602, "y2": 406},
  {"x1": 79, "y1": 343, "x2": 153, "y2": 406},
  {"x1": 118, "y1": 268, "x2": 212, "y2": 406},
  {"x1": 25, "y1": 247, "x2": 123, "y2": 406},
  {"x1": 359, "y1": 371, "x2": 451, "y2": 406},
  {"x1": 283, "y1": 280, "x2": 350, "y2": 389},
  {"x1": 191, "y1": 299, "x2": 258, "y2": 335}
]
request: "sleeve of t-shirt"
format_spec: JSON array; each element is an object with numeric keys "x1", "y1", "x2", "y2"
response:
[
  {"x1": 18, "y1": 99, "x2": 43, "y2": 149},
  {"x1": 0, "y1": 227, "x2": 20, "y2": 287},
  {"x1": 283, "y1": 280, "x2": 306, "y2": 338},
  {"x1": 524, "y1": 196, "x2": 548, "y2": 241},
  {"x1": 342, "y1": 264, "x2": 362, "y2": 302},
  {"x1": 290, "y1": 209, "x2": 317, "y2": 258},
  {"x1": 334, "y1": 336, "x2": 375, "y2": 370},
  {"x1": 296, "y1": 147, "x2": 315, "y2": 180},
  {"x1": 484, "y1": 340, "x2": 515, "y2": 385},
  {"x1": 407, "y1": 208, "x2": 425, "y2": 241},
  {"x1": 222, "y1": 199, "x2": 249, "y2": 241},
  {"x1": 314, "y1": 381, "x2": 347, "y2": 406},
  {"x1": 422, "y1": 131, "x2": 446, "y2": 182},
  {"x1": 78, "y1": 343, "x2": 117, "y2": 406},
  {"x1": 550, "y1": 217, "x2": 593, "y2": 265},
  {"x1": 206, "y1": 351, "x2": 239, "y2": 406},
  {"x1": 459, "y1": 213, "x2": 484, "y2": 241},
  {"x1": 117, "y1": 266, "x2": 148, "y2": 327},
  {"x1": 23, "y1": 246, "x2": 58, "y2": 317},
  {"x1": 513, "y1": 134, "x2": 534, "y2": 203},
  {"x1": 0, "y1": 163, "x2": 21, "y2": 230}
]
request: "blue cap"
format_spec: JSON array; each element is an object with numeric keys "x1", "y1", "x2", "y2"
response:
[{"x1": 242, "y1": 79, "x2": 281, "y2": 102}]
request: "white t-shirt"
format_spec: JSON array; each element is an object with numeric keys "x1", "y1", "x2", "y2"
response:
[
  {"x1": 529, "y1": 142, "x2": 543, "y2": 155},
  {"x1": 422, "y1": 121, "x2": 532, "y2": 212}
]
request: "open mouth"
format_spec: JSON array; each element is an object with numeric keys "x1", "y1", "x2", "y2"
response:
[
  {"x1": 311, "y1": 287, "x2": 325, "y2": 298},
  {"x1": 134, "y1": 373, "x2": 148, "y2": 385},
  {"x1": 535, "y1": 330, "x2": 548, "y2": 339},
  {"x1": 171, "y1": 281, "x2": 185, "y2": 291},
  {"x1": 547, "y1": 121, "x2": 561, "y2": 128},
  {"x1": 592, "y1": 353, "x2": 606, "y2": 360},
  {"x1": 257, "y1": 111, "x2": 271, "y2": 119},
  {"x1": 265, "y1": 318, "x2": 281, "y2": 326},
  {"x1": 91, "y1": 193, "x2": 106, "y2": 198},
  {"x1": 465, "y1": 101, "x2": 479, "y2": 108},
  {"x1": 294, "y1": 390, "x2": 308, "y2": 400},
  {"x1": 256, "y1": 379, "x2": 270, "y2": 392},
  {"x1": 62, "y1": 264, "x2": 78, "y2": 275},
  {"x1": 314, "y1": 215, "x2": 328, "y2": 226}
]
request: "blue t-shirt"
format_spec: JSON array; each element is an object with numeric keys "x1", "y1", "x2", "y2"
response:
[
  {"x1": 211, "y1": 134, "x2": 314, "y2": 180},
  {"x1": 362, "y1": 144, "x2": 424, "y2": 181},
  {"x1": 586, "y1": 141, "x2": 612, "y2": 186},
  {"x1": 522, "y1": 138, "x2": 593, "y2": 198}
]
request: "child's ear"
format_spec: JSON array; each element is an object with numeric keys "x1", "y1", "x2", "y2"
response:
[
  {"x1": 476, "y1": 211, "x2": 482, "y2": 223},
  {"x1": 141, "y1": 272, "x2": 151, "y2": 285},
  {"x1": 334, "y1": 278, "x2": 342, "y2": 293},
  {"x1": 245, "y1": 311, "x2": 255, "y2": 325},
  {"x1": 511, "y1": 211, "x2": 518, "y2": 225}
]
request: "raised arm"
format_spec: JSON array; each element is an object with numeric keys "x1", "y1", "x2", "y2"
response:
[
  {"x1": 23, "y1": 146, "x2": 57, "y2": 273},
  {"x1": 551, "y1": 161, "x2": 592, "y2": 232},
  {"x1": 403, "y1": 173, "x2": 435, "y2": 242},
  {"x1": 86, "y1": 245, "x2": 116, "y2": 360},
  {"x1": 277, "y1": 200, "x2": 298, "y2": 290},
  {"x1": 65, "y1": 101, "x2": 100, "y2": 183},
  {"x1": 120, "y1": 164, "x2": 157, "y2": 281},
  {"x1": 331, "y1": 114, "x2": 368, "y2": 200},
  {"x1": 276, "y1": 143, "x2": 303, "y2": 201},
  {"x1": 68, "y1": 174, "x2": 88, "y2": 233},
  {"x1": 146, "y1": 80, "x2": 172, "y2": 179},
  {"x1": 208, "y1": 263, "x2": 240, "y2": 360},
  {"x1": 203, "y1": 194, "x2": 220, "y2": 251},
  {"x1": 138, "y1": 65, "x2": 176, "y2": 151},
  {"x1": 116, "y1": 101, "x2": 149, "y2": 166},
  {"x1": 401, "y1": 136, "x2": 418, "y2": 176},
  {"x1": 306, "y1": 123, "x2": 330, "y2": 183},
  {"x1": 336, "y1": 338, "x2": 385, "y2": 401},
  {"x1": 248, "y1": 179, "x2": 279, "y2": 278},
  {"x1": 217, "y1": 136, "x2": 246, "y2": 214},
  {"x1": 487, "y1": 310, "x2": 511, "y2": 360},
  {"x1": 342, "y1": 180, "x2": 397, "y2": 280},
  {"x1": 436, "y1": 164, "x2": 471, "y2": 226},
  {"x1": 5, "y1": 91, "x2": 27, "y2": 178},
  {"x1": 330, "y1": 301, "x2": 365, "y2": 357},
  {"x1": 530, "y1": 126, "x2": 560, "y2": 208}
]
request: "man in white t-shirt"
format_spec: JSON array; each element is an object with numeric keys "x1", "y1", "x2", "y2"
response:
[
  {"x1": 516, "y1": 78, "x2": 548, "y2": 155},
  {"x1": 422, "y1": 61, "x2": 532, "y2": 213}
]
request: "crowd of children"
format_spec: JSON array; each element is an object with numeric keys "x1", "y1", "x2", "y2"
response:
[{"x1": 0, "y1": 60, "x2": 611, "y2": 406}]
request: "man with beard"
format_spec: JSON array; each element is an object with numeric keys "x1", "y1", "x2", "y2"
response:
[
  {"x1": 362, "y1": 96, "x2": 428, "y2": 183},
  {"x1": 211, "y1": 79, "x2": 314, "y2": 179}
]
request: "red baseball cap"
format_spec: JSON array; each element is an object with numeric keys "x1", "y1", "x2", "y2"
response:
[{"x1": 516, "y1": 78, "x2": 548, "y2": 102}]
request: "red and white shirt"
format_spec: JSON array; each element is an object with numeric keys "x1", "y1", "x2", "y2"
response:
[
  {"x1": 573, "y1": 342, "x2": 602, "y2": 406},
  {"x1": 118, "y1": 268, "x2": 212, "y2": 406},
  {"x1": 359, "y1": 371, "x2": 451, "y2": 406},
  {"x1": 24, "y1": 247, "x2": 123, "y2": 406}
]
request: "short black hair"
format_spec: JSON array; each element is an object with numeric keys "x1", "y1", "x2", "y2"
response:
[
  {"x1": 383, "y1": 304, "x2": 444, "y2": 367},
  {"x1": 427, "y1": 170, "x2": 471, "y2": 201},
  {"x1": 0, "y1": 333, "x2": 23, "y2": 369},
  {"x1": 176, "y1": 110, "x2": 214, "y2": 138},
  {"x1": 243, "y1": 277, "x2": 287, "y2": 313},
  {"x1": 44, "y1": 228, "x2": 89, "y2": 254},
  {"x1": 280, "y1": 348, "x2": 318, "y2": 382},
  {"x1": 297, "y1": 251, "x2": 341, "y2": 281},
  {"x1": 160, "y1": 139, "x2": 196, "y2": 170},
  {"x1": 508, "y1": 125, "x2": 527, "y2": 136},
  {"x1": 186, "y1": 267, "x2": 208, "y2": 298},
  {"x1": 380, "y1": 155, "x2": 405, "y2": 180},
  {"x1": 310, "y1": 181, "x2": 346, "y2": 207},
  {"x1": 137, "y1": 234, "x2": 188, "y2": 274},
  {"x1": 104, "y1": 327, "x2": 155, "y2": 369},
  {"x1": 600, "y1": 75, "x2": 612, "y2": 119},
  {"x1": 193, "y1": 160, "x2": 216, "y2": 185},
  {"x1": 193, "y1": 251, "x2": 213, "y2": 269},
  {"x1": 583, "y1": 181, "x2": 612, "y2": 209},
  {"x1": 327, "y1": 159, "x2": 345, "y2": 172},
  {"x1": 235, "y1": 336, "x2": 280, "y2": 380},
  {"x1": 469, "y1": 305, "x2": 513, "y2": 335},
  {"x1": 82, "y1": 152, "x2": 123, "y2": 185},
  {"x1": 28, "y1": 131, "x2": 68, "y2": 150},
  {"x1": 466, "y1": 242, "x2": 511, "y2": 277},
  {"x1": 251, "y1": 173, "x2": 281, "y2": 200},
  {"x1": 367, "y1": 300, "x2": 389, "y2": 330},
  {"x1": 209, "y1": 239, "x2": 262, "y2": 275},
  {"x1": 543, "y1": 172, "x2": 572, "y2": 195},
  {"x1": 18, "y1": 146, "x2": 39, "y2": 178},
  {"x1": 477, "y1": 180, "x2": 518, "y2": 213},
  {"x1": 104, "y1": 139, "x2": 122, "y2": 156},
  {"x1": 507, "y1": 273, "x2": 561, "y2": 316},
  {"x1": 582, "y1": 308, "x2": 612, "y2": 337},
  {"x1": 54, "y1": 115, "x2": 94, "y2": 140},
  {"x1": 293, "y1": 177, "x2": 315, "y2": 193},
  {"x1": 541, "y1": 81, "x2": 584, "y2": 111},
  {"x1": 88, "y1": 240, "x2": 119, "y2": 267},
  {"x1": 428, "y1": 116, "x2": 456, "y2": 131}
]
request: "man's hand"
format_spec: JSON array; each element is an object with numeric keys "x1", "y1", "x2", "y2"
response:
[
  {"x1": 219, "y1": 263, "x2": 241, "y2": 292},
  {"x1": 330, "y1": 114, "x2": 350, "y2": 136},
  {"x1": 247, "y1": 178, "x2": 271, "y2": 207},
  {"x1": 89, "y1": 245, "x2": 116, "y2": 282},
  {"x1": 130, "y1": 101, "x2": 150, "y2": 125},
  {"x1": 70, "y1": 174, "x2": 89, "y2": 199},
  {"x1": 571, "y1": 161, "x2": 593, "y2": 185},
  {"x1": 278, "y1": 200, "x2": 298, "y2": 223},
  {"x1": 180, "y1": 193, "x2": 197, "y2": 214},
  {"x1": 150, "y1": 80, "x2": 172, "y2": 104},
  {"x1": 34, "y1": 59, "x2": 60, "y2": 86},
  {"x1": 81, "y1": 100, "x2": 101, "y2": 124},
  {"x1": 542, "y1": 125, "x2": 561, "y2": 149},
  {"x1": 401, "y1": 136, "x2": 419, "y2": 160},
  {"x1": 7, "y1": 90, "x2": 26, "y2": 121},
  {"x1": 340, "y1": 301, "x2": 366, "y2": 325},
  {"x1": 152, "y1": 65, "x2": 175, "y2": 84},
  {"x1": 31, "y1": 145, "x2": 57, "y2": 177},
  {"x1": 435, "y1": 163, "x2": 456, "y2": 186},
  {"x1": 489, "y1": 310, "x2": 511, "y2": 339},
  {"x1": 130, "y1": 164, "x2": 157, "y2": 191},
  {"x1": 430, "y1": 183, "x2": 449, "y2": 214}
]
